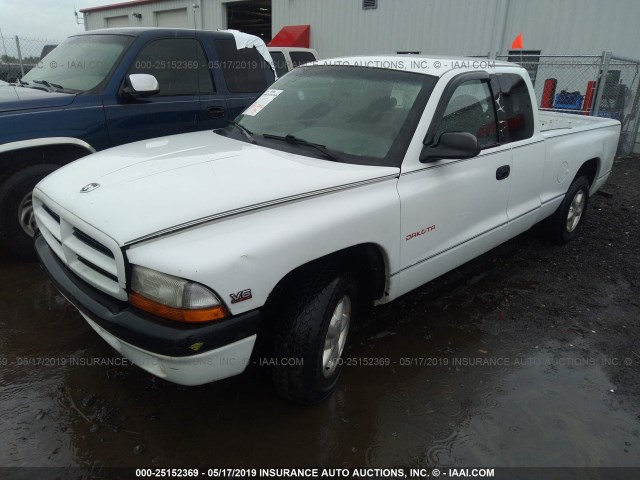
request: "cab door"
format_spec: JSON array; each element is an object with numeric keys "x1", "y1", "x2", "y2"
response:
[
  {"x1": 396, "y1": 72, "x2": 512, "y2": 292},
  {"x1": 103, "y1": 37, "x2": 224, "y2": 146},
  {"x1": 495, "y1": 72, "x2": 545, "y2": 236},
  {"x1": 210, "y1": 38, "x2": 276, "y2": 121}
]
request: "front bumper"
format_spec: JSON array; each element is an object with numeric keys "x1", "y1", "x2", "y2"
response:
[{"x1": 35, "y1": 234, "x2": 260, "y2": 385}]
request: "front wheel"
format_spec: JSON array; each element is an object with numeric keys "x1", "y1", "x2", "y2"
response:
[
  {"x1": 272, "y1": 271, "x2": 358, "y2": 404},
  {"x1": 0, "y1": 163, "x2": 59, "y2": 259},
  {"x1": 549, "y1": 175, "x2": 590, "y2": 243}
]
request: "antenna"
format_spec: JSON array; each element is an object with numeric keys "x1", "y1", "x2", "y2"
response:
[{"x1": 193, "y1": 3, "x2": 200, "y2": 30}]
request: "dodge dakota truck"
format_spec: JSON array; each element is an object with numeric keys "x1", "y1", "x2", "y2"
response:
[
  {"x1": 34, "y1": 56, "x2": 620, "y2": 404},
  {"x1": 0, "y1": 27, "x2": 275, "y2": 258}
]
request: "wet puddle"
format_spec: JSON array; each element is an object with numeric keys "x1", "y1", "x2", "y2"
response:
[{"x1": 1, "y1": 244, "x2": 638, "y2": 471}]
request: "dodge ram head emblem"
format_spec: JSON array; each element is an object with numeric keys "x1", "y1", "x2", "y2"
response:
[{"x1": 80, "y1": 183, "x2": 100, "y2": 193}]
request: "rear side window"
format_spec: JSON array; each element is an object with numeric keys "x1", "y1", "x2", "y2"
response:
[
  {"x1": 290, "y1": 51, "x2": 317, "y2": 67},
  {"x1": 128, "y1": 38, "x2": 214, "y2": 96},
  {"x1": 215, "y1": 39, "x2": 271, "y2": 93},
  {"x1": 497, "y1": 73, "x2": 534, "y2": 142},
  {"x1": 270, "y1": 51, "x2": 289, "y2": 77}
]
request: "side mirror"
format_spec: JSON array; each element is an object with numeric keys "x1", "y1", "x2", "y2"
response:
[
  {"x1": 122, "y1": 73, "x2": 159, "y2": 98},
  {"x1": 420, "y1": 132, "x2": 481, "y2": 163}
]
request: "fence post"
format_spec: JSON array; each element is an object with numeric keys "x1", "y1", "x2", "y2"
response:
[
  {"x1": 0, "y1": 28, "x2": 9, "y2": 60},
  {"x1": 15, "y1": 35, "x2": 24, "y2": 78},
  {"x1": 628, "y1": 75, "x2": 640, "y2": 155},
  {"x1": 591, "y1": 51, "x2": 612, "y2": 117}
]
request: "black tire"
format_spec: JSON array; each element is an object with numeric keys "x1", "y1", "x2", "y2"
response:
[
  {"x1": 0, "y1": 163, "x2": 59, "y2": 260},
  {"x1": 548, "y1": 175, "x2": 590, "y2": 244},
  {"x1": 272, "y1": 270, "x2": 357, "y2": 404}
]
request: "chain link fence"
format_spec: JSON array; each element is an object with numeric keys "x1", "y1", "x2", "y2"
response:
[
  {"x1": 0, "y1": 35, "x2": 58, "y2": 83},
  {"x1": 496, "y1": 53, "x2": 640, "y2": 156},
  {"x1": 600, "y1": 55, "x2": 640, "y2": 156}
]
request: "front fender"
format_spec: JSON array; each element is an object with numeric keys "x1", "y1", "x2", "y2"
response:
[
  {"x1": 125, "y1": 179, "x2": 401, "y2": 316},
  {"x1": 0, "y1": 94, "x2": 108, "y2": 151}
]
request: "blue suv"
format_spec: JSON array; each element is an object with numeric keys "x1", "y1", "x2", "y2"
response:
[{"x1": 0, "y1": 28, "x2": 275, "y2": 258}]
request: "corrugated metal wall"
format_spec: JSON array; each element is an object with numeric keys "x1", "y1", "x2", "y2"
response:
[
  {"x1": 199, "y1": 0, "x2": 227, "y2": 31},
  {"x1": 84, "y1": 0, "x2": 206, "y2": 30},
  {"x1": 502, "y1": 0, "x2": 640, "y2": 57},
  {"x1": 83, "y1": 0, "x2": 640, "y2": 60},
  {"x1": 271, "y1": 0, "x2": 640, "y2": 59},
  {"x1": 272, "y1": 0, "x2": 502, "y2": 58}
]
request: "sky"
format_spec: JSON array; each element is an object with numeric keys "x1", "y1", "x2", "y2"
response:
[{"x1": 0, "y1": 0, "x2": 109, "y2": 42}]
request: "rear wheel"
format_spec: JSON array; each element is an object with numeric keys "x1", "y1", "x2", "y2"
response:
[
  {"x1": 272, "y1": 270, "x2": 357, "y2": 404},
  {"x1": 0, "y1": 163, "x2": 59, "y2": 259},
  {"x1": 549, "y1": 175, "x2": 590, "y2": 243}
]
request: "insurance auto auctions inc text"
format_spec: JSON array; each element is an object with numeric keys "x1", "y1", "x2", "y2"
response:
[{"x1": 246, "y1": 467, "x2": 495, "y2": 477}]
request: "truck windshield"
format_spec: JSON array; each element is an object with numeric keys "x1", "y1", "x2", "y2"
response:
[
  {"x1": 21, "y1": 35, "x2": 133, "y2": 93},
  {"x1": 234, "y1": 65, "x2": 437, "y2": 167}
]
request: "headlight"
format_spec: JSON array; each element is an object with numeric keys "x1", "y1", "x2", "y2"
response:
[{"x1": 129, "y1": 265, "x2": 227, "y2": 323}]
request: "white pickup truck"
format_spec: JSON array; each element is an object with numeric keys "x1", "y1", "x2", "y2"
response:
[{"x1": 34, "y1": 56, "x2": 620, "y2": 404}]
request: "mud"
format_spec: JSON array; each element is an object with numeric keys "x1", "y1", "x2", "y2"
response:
[{"x1": 1, "y1": 157, "x2": 639, "y2": 475}]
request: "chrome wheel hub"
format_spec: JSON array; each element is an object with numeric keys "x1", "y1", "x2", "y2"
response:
[
  {"x1": 322, "y1": 295, "x2": 351, "y2": 378},
  {"x1": 566, "y1": 190, "x2": 585, "y2": 233},
  {"x1": 18, "y1": 191, "x2": 37, "y2": 237}
]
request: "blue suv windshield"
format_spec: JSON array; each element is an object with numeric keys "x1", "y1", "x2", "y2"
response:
[{"x1": 21, "y1": 34, "x2": 133, "y2": 93}]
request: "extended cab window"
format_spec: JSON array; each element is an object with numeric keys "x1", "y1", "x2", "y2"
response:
[
  {"x1": 128, "y1": 38, "x2": 214, "y2": 96},
  {"x1": 215, "y1": 39, "x2": 271, "y2": 93},
  {"x1": 497, "y1": 73, "x2": 534, "y2": 142},
  {"x1": 290, "y1": 51, "x2": 317, "y2": 67},
  {"x1": 434, "y1": 79, "x2": 497, "y2": 148}
]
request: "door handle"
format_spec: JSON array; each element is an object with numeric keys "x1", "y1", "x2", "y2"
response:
[
  {"x1": 207, "y1": 106, "x2": 225, "y2": 118},
  {"x1": 496, "y1": 165, "x2": 510, "y2": 180}
]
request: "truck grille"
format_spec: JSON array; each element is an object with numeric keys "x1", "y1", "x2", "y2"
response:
[{"x1": 33, "y1": 194, "x2": 128, "y2": 301}]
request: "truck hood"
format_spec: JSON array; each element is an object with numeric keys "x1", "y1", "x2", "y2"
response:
[
  {"x1": 0, "y1": 85, "x2": 75, "y2": 113},
  {"x1": 36, "y1": 130, "x2": 399, "y2": 246}
]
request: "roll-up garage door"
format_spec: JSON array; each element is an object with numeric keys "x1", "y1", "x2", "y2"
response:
[{"x1": 106, "y1": 15, "x2": 130, "y2": 28}]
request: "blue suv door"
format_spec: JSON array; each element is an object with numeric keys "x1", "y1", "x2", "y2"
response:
[
  {"x1": 103, "y1": 37, "x2": 227, "y2": 146},
  {"x1": 208, "y1": 38, "x2": 276, "y2": 121}
]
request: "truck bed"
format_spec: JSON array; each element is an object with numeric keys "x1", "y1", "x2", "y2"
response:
[
  {"x1": 536, "y1": 109, "x2": 620, "y2": 219},
  {"x1": 539, "y1": 110, "x2": 620, "y2": 135}
]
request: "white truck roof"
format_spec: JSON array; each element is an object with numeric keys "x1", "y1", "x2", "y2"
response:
[{"x1": 313, "y1": 55, "x2": 517, "y2": 77}]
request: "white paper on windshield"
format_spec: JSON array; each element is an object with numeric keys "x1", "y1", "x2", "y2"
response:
[{"x1": 243, "y1": 89, "x2": 283, "y2": 116}]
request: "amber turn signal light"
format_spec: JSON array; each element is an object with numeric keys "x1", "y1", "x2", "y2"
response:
[{"x1": 129, "y1": 291, "x2": 227, "y2": 323}]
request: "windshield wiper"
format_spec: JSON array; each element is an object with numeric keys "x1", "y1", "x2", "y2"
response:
[
  {"x1": 230, "y1": 121, "x2": 255, "y2": 144},
  {"x1": 32, "y1": 79, "x2": 65, "y2": 91},
  {"x1": 262, "y1": 133, "x2": 342, "y2": 162}
]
